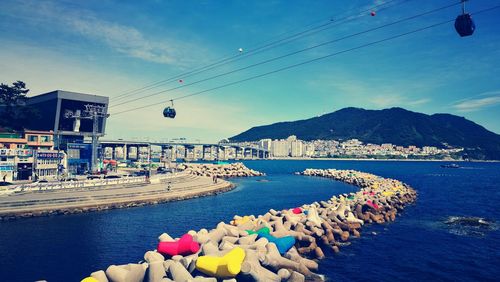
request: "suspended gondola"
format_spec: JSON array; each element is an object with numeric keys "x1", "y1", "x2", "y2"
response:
[
  {"x1": 163, "y1": 100, "x2": 176, "y2": 118},
  {"x1": 455, "y1": 0, "x2": 475, "y2": 37}
]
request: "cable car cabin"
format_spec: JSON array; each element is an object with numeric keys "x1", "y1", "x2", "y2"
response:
[
  {"x1": 163, "y1": 107, "x2": 176, "y2": 118},
  {"x1": 455, "y1": 14, "x2": 475, "y2": 37}
]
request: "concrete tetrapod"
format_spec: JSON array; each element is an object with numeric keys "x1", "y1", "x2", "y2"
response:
[
  {"x1": 240, "y1": 249, "x2": 283, "y2": 282},
  {"x1": 157, "y1": 234, "x2": 200, "y2": 256},
  {"x1": 164, "y1": 260, "x2": 193, "y2": 281},
  {"x1": 144, "y1": 251, "x2": 166, "y2": 282},
  {"x1": 195, "y1": 247, "x2": 246, "y2": 278},
  {"x1": 256, "y1": 232, "x2": 295, "y2": 255},
  {"x1": 90, "y1": 270, "x2": 108, "y2": 282},
  {"x1": 105, "y1": 263, "x2": 147, "y2": 282}
]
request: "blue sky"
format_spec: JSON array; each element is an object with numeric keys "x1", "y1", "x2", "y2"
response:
[{"x1": 1, "y1": 0, "x2": 499, "y2": 143}]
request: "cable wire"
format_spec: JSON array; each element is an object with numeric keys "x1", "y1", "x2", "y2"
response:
[
  {"x1": 111, "y1": 0, "x2": 409, "y2": 102},
  {"x1": 110, "y1": 1, "x2": 457, "y2": 108},
  {"x1": 112, "y1": 4, "x2": 500, "y2": 116}
]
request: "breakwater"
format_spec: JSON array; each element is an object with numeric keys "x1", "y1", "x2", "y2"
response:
[
  {"x1": 178, "y1": 162, "x2": 265, "y2": 178},
  {"x1": 82, "y1": 168, "x2": 416, "y2": 282}
]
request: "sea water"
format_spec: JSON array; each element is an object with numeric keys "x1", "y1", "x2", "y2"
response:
[{"x1": 0, "y1": 160, "x2": 498, "y2": 281}]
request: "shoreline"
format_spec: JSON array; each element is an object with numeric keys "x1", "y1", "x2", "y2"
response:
[{"x1": 261, "y1": 157, "x2": 499, "y2": 162}]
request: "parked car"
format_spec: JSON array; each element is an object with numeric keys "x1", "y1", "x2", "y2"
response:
[
  {"x1": 133, "y1": 171, "x2": 147, "y2": 177},
  {"x1": 61, "y1": 178, "x2": 79, "y2": 182},
  {"x1": 104, "y1": 175, "x2": 121, "y2": 179},
  {"x1": 86, "y1": 175, "x2": 101, "y2": 180},
  {"x1": 157, "y1": 167, "x2": 170, "y2": 174}
]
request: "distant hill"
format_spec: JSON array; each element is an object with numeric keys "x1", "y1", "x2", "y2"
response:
[{"x1": 229, "y1": 107, "x2": 500, "y2": 160}]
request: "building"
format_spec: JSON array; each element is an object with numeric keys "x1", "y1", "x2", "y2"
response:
[
  {"x1": 0, "y1": 132, "x2": 26, "y2": 149},
  {"x1": 271, "y1": 139, "x2": 289, "y2": 157},
  {"x1": 0, "y1": 130, "x2": 63, "y2": 181},
  {"x1": 290, "y1": 140, "x2": 304, "y2": 157},
  {"x1": 259, "y1": 139, "x2": 272, "y2": 151},
  {"x1": 66, "y1": 143, "x2": 92, "y2": 175},
  {"x1": 34, "y1": 150, "x2": 66, "y2": 180},
  {"x1": 304, "y1": 143, "x2": 315, "y2": 157},
  {"x1": 0, "y1": 130, "x2": 54, "y2": 150},
  {"x1": 24, "y1": 130, "x2": 55, "y2": 150},
  {"x1": 27, "y1": 90, "x2": 109, "y2": 174},
  {"x1": 0, "y1": 148, "x2": 16, "y2": 182}
]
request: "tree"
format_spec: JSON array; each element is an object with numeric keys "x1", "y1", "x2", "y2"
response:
[{"x1": 0, "y1": 81, "x2": 40, "y2": 131}]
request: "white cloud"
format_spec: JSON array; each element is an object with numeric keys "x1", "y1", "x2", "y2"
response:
[
  {"x1": 452, "y1": 91, "x2": 500, "y2": 112},
  {"x1": 371, "y1": 95, "x2": 430, "y2": 107},
  {"x1": 307, "y1": 73, "x2": 432, "y2": 109},
  {"x1": 4, "y1": 0, "x2": 203, "y2": 66},
  {"x1": 64, "y1": 13, "x2": 178, "y2": 65}
]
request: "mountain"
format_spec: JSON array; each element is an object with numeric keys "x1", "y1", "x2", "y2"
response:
[{"x1": 229, "y1": 107, "x2": 500, "y2": 160}]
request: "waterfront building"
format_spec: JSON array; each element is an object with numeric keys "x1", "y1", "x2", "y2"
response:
[
  {"x1": 0, "y1": 132, "x2": 28, "y2": 149},
  {"x1": 0, "y1": 130, "x2": 54, "y2": 151},
  {"x1": 34, "y1": 150, "x2": 67, "y2": 180},
  {"x1": 26, "y1": 90, "x2": 109, "y2": 174},
  {"x1": 25, "y1": 130, "x2": 55, "y2": 150},
  {"x1": 290, "y1": 140, "x2": 304, "y2": 157},
  {"x1": 0, "y1": 130, "x2": 64, "y2": 180},
  {"x1": 233, "y1": 136, "x2": 461, "y2": 159},
  {"x1": 304, "y1": 143, "x2": 315, "y2": 157},
  {"x1": 259, "y1": 139, "x2": 272, "y2": 151},
  {"x1": 0, "y1": 148, "x2": 66, "y2": 181},
  {"x1": 271, "y1": 139, "x2": 289, "y2": 157},
  {"x1": 381, "y1": 143, "x2": 394, "y2": 150},
  {"x1": 422, "y1": 146, "x2": 438, "y2": 154},
  {"x1": 66, "y1": 143, "x2": 92, "y2": 175},
  {"x1": 0, "y1": 148, "x2": 16, "y2": 181}
]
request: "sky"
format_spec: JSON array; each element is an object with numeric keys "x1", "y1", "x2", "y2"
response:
[{"x1": 1, "y1": 0, "x2": 499, "y2": 143}]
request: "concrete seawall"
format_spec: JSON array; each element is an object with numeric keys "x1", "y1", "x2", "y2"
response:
[
  {"x1": 0, "y1": 173, "x2": 233, "y2": 221},
  {"x1": 0, "y1": 163, "x2": 265, "y2": 221}
]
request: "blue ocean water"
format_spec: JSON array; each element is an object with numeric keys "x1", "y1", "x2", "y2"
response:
[{"x1": 0, "y1": 160, "x2": 499, "y2": 282}]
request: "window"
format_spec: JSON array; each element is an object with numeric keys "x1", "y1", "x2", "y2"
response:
[
  {"x1": 40, "y1": 136, "x2": 50, "y2": 142},
  {"x1": 0, "y1": 157, "x2": 6, "y2": 161},
  {"x1": 68, "y1": 149, "x2": 80, "y2": 159},
  {"x1": 28, "y1": 135, "x2": 38, "y2": 142}
]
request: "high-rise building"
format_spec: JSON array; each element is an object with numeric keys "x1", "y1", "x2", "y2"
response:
[
  {"x1": 259, "y1": 139, "x2": 272, "y2": 151},
  {"x1": 290, "y1": 140, "x2": 303, "y2": 157},
  {"x1": 271, "y1": 139, "x2": 289, "y2": 157},
  {"x1": 305, "y1": 143, "x2": 315, "y2": 157}
]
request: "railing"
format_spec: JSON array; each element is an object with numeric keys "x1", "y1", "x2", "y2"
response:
[
  {"x1": 0, "y1": 172, "x2": 186, "y2": 195},
  {"x1": 13, "y1": 177, "x2": 146, "y2": 192}
]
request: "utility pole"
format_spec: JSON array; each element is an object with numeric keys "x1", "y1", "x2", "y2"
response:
[
  {"x1": 64, "y1": 104, "x2": 109, "y2": 174},
  {"x1": 85, "y1": 104, "x2": 110, "y2": 173},
  {"x1": 148, "y1": 143, "x2": 152, "y2": 182}
]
